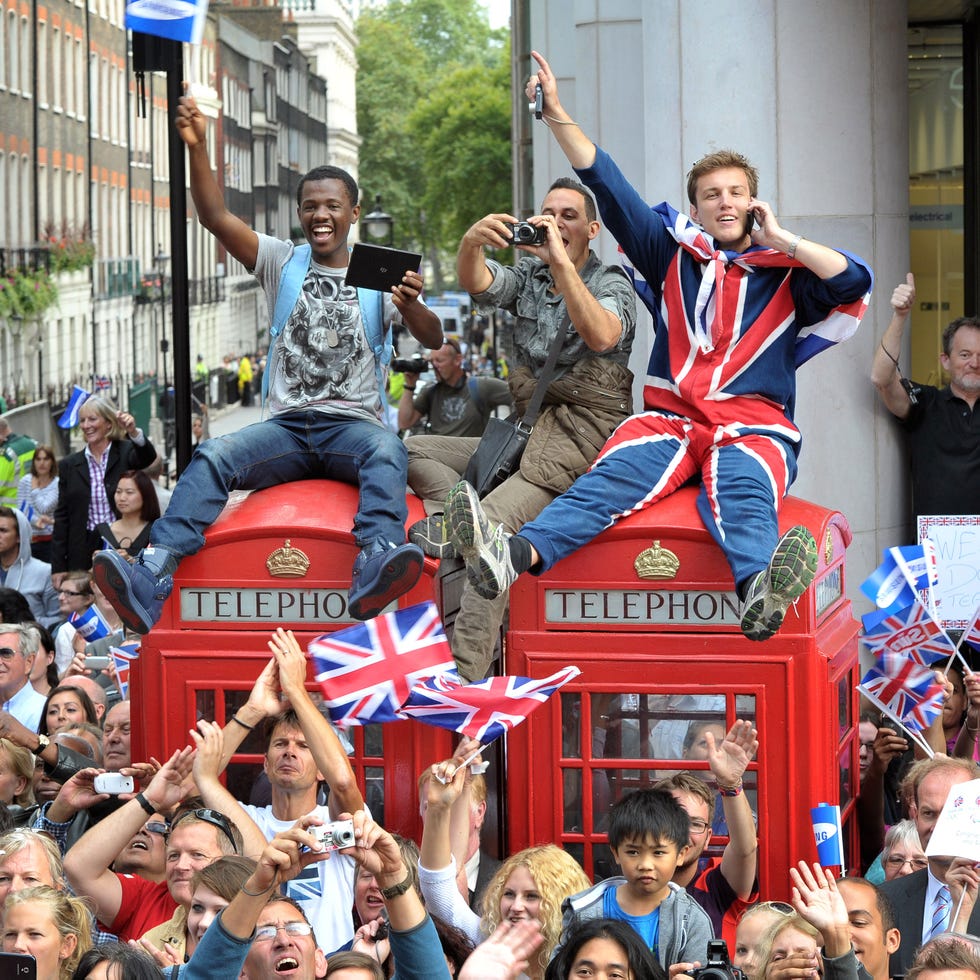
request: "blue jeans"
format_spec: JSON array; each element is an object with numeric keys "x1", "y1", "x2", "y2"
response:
[{"x1": 153, "y1": 411, "x2": 409, "y2": 559}]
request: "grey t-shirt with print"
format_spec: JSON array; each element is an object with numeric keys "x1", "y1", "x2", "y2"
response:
[{"x1": 254, "y1": 235, "x2": 403, "y2": 424}]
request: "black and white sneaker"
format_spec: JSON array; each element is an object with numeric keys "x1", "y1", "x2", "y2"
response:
[{"x1": 408, "y1": 514, "x2": 458, "y2": 560}]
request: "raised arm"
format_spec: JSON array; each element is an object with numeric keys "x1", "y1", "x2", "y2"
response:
[
  {"x1": 64, "y1": 747, "x2": 193, "y2": 927},
  {"x1": 457, "y1": 212, "x2": 519, "y2": 296},
  {"x1": 176, "y1": 92, "x2": 259, "y2": 270},
  {"x1": 707, "y1": 719, "x2": 759, "y2": 899},
  {"x1": 190, "y1": 719, "x2": 267, "y2": 858},
  {"x1": 269, "y1": 628, "x2": 364, "y2": 818},
  {"x1": 526, "y1": 51, "x2": 597, "y2": 170},
  {"x1": 871, "y1": 274, "x2": 916, "y2": 420},
  {"x1": 218, "y1": 656, "x2": 283, "y2": 772},
  {"x1": 790, "y1": 862, "x2": 852, "y2": 960}
]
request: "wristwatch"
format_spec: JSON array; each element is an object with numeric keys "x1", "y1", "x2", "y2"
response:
[
  {"x1": 380, "y1": 871, "x2": 413, "y2": 900},
  {"x1": 32, "y1": 733, "x2": 50, "y2": 756}
]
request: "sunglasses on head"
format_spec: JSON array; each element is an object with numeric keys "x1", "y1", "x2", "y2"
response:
[{"x1": 170, "y1": 807, "x2": 239, "y2": 853}]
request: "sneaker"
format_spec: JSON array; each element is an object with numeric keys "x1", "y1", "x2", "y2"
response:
[
  {"x1": 348, "y1": 542, "x2": 424, "y2": 621},
  {"x1": 739, "y1": 525, "x2": 818, "y2": 641},
  {"x1": 408, "y1": 515, "x2": 458, "y2": 560},
  {"x1": 93, "y1": 549, "x2": 173, "y2": 635},
  {"x1": 444, "y1": 481, "x2": 517, "y2": 600}
]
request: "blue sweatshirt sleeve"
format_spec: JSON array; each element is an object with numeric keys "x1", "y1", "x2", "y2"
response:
[
  {"x1": 177, "y1": 912, "x2": 253, "y2": 980},
  {"x1": 389, "y1": 913, "x2": 452, "y2": 980}
]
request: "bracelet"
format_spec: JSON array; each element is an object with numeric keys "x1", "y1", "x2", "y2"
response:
[
  {"x1": 241, "y1": 876, "x2": 278, "y2": 897},
  {"x1": 134, "y1": 792, "x2": 155, "y2": 816},
  {"x1": 403, "y1": 387, "x2": 416, "y2": 392},
  {"x1": 543, "y1": 114, "x2": 579, "y2": 127},
  {"x1": 968, "y1": 721, "x2": 979, "y2": 735},
  {"x1": 718, "y1": 782, "x2": 743, "y2": 797},
  {"x1": 787, "y1": 234, "x2": 803, "y2": 260},
  {"x1": 380, "y1": 871, "x2": 414, "y2": 900},
  {"x1": 230, "y1": 714, "x2": 254, "y2": 732}
]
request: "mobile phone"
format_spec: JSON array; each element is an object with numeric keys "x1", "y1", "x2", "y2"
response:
[
  {"x1": 84, "y1": 655, "x2": 112, "y2": 670},
  {"x1": 93, "y1": 773, "x2": 135, "y2": 794},
  {"x1": 0, "y1": 952, "x2": 37, "y2": 980},
  {"x1": 746, "y1": 209, "x2": 755, "y2": 234},
  {"x1": 530, "y1": 82, "x2": 543, "y2": 119}
]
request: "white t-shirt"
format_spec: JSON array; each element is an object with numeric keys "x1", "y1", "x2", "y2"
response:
[{"x1": 240, "y1": 802, "x2": 357, "y2": 954}]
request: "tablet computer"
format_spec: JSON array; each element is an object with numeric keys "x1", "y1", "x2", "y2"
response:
[{"x1": 345, "y1": 242, "x2": 423, "y2": 292}]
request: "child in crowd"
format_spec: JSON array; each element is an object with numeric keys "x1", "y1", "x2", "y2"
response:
[{"x1": 553, "y1": 788, "x2": 712, "y2": 969}]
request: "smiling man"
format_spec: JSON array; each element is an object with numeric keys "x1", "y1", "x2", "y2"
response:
[
  {"x1": 93, "y1": 93, "x2": 443, "y2": 634},
  {"x1": 872, "y1": 274, "x2": 980, "y2": 521},
  {"x1": 404, "y1": 176, "x2": 636, "y2": 681},
  {"x1": 446, "y1": 51, "x2": 874, "y2": 644},
  {"x1": 0, "y1": 623, "x2": 45, "y2": 732}
]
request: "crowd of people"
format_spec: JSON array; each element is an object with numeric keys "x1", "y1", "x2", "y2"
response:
[{"x1": 0, "y1": 612, "x2": 977, "y2": 980}]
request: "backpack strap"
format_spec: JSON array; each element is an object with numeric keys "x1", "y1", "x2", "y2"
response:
[
  {"x1": 263, "y1": 243, "x2": 313, "y2": 408},
  {"x1": 356, "y1": 286, "x2": 391, "y2": 406},
  {"x1": 467, "y1": 376, "x2": 484, "y2": 417}
]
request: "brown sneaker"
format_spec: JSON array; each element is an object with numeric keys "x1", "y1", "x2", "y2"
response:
[{"x1": 408, "y1": 514, "x2": 458, "y2": 560}]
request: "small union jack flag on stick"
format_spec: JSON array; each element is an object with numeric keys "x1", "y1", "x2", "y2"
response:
[
  {"x1": 858, "y1": 651, "x2": 945, "y2": 756},
  {"x1": 861, "y1": 600, "x2": 956, "y2": 665},
  {"x1": 399, "y1": 665, "x2": 581, "y2": 745}
]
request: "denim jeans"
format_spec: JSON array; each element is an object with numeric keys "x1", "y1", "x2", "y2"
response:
[{"x1": 153, "y1": 411, "x2": 409, "y2": 559}]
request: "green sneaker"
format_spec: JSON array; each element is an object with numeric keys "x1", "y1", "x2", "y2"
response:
[{"x1": 739, "y1": 525, "x2": 817, "y2": 641}]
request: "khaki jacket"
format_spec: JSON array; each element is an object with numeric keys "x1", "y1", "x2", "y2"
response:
[{"x1": 510, "y1": 355, "x2": 633, "y2": 494}]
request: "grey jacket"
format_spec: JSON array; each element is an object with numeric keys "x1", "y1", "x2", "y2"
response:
[
  {"x1": 553, "y1": 877, "x2": 713, "y2": 968},
  {"x1": 1, "y1": 506, "x2": 59, "y2": 626}
]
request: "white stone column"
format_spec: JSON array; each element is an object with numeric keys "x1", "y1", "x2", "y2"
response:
[{"x1": 529, "y1": 0, "x2": 910, "y2": 603}]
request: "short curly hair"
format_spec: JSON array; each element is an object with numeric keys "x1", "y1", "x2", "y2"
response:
[{"x1": 480, "y1": 844, "x2": 591, "y2": 975}]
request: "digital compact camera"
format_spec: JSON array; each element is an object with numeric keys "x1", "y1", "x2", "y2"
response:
[
  {"x1": 506, "y1": 221, "x2": 547, "y2": 246},
  {"x1": 691, "y1": 941, "x2": 747, "y2": 980},
  {"x1": 310, "y1": 818, "x2": 356, "y2": 850}
]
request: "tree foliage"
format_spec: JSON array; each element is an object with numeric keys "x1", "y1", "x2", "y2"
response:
[{"x1": 356, "y1": 0, "x2": 510, "y2": 292}]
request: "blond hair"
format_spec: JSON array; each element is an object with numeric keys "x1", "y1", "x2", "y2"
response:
[
  {"x1": 480, "y1": 845, "x2": 591, "y2": 975},
  {"x1": 4, "y1": 885, "x2": 92, "y2": 979}
]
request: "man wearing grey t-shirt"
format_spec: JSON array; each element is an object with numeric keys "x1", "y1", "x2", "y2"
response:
[{"x1": 94, "y1": 94, "x2": 442, "y2": 633}]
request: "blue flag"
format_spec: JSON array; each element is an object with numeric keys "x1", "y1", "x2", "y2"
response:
[
  {"x1": 58, "y1": 385, "x2": 90, "y2": 429},
  {"x1": 125, "y1": 0, "x2": 209, "y2": 44}
]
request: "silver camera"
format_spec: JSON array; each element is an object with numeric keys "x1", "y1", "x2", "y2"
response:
[{"x1": 311, "y1": 819, "x2": 355, "y2": 850}]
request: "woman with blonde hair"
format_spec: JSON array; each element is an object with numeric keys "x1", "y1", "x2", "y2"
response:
[
  {"x1": 2, "y1": 884, "x2": 92, "y2": 979},
  {"x1": 0, "y1": 738, "x2": 36, "y2": 826},
  {"x1": 755, "y1": 913, "x2": 822, "y2": 980},
  {"x1": 50, "y1": 394, "x2": 157, "y2": 582}
]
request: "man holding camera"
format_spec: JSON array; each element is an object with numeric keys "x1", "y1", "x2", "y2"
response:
[
  {"x1": 397, "y1": 339, "x2": 512, "y2": 437},
  {"x1": 405, "y1": 177, "x2": 636, "y2": 681}
]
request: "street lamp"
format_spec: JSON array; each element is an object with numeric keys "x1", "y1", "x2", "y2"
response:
[
  {"x1": 154, "y1": 247, "x2": 170, "y2": 390},
  {"x1": 363, "y1": 194, "x2": 394, "y2": 245}
]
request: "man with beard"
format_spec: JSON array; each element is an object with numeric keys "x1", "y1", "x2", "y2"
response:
[
  {"x1": 655, "y1": 719, "x2": 759, "y2": 947},
  {"x1": 872, "y1": 275, "x2": 980, "y2": 520}
]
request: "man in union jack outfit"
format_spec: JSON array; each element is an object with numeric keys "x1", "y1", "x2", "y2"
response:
[{"x1": 446, "y1": 51, "x2": 874, "y2": 641}]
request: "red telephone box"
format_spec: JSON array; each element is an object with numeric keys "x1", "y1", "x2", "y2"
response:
[
  {"x1": 503, "y1": 486, "x2": 860, "y2": 897},
  {"x1": 131, "y1": 479, "x2": 454, "y2": 837}
]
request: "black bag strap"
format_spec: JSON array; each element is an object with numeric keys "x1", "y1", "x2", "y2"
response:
[{"x1": 520, "y1": 312, "x2": 570, "y2": 429}]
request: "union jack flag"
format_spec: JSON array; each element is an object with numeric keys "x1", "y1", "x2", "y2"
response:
[
  {"x1": 399, "y1": 666, "x2": 581, "y2": 744},
  {"x1": 902, "y1": 681, "x2": 945, "y2": 733},
  {"x1": 861, "y1": 601, "x2": 954, "y2": 664},
  {"x1": 94, "y1": 375, "x2": 111, "y2": 392},
  {"x1": 110, "y1": 640, "x2": 140, "y2": 700},
  {"x1": 309, "y1": 601, "x2": 455, "y2": 728},
  {"x1": 963, "y1": 603, "x2": 980, "y2": 651},
  {"x1": 858, "y1": 652, "x2": 943, "y2": 722}
]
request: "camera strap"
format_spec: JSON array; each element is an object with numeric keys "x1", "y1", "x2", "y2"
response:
[{"x1": 520, "y1": 311, "x2": 570, "y2": 429}]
